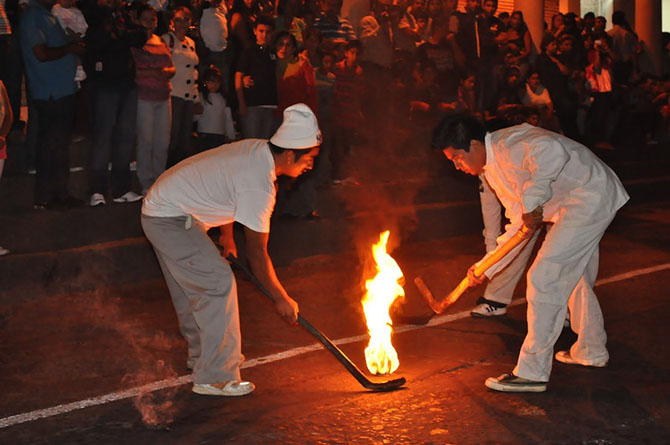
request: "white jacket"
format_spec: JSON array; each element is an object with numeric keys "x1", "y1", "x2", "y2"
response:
[
  {"x1": 479, "y1": 124, "x2": 629, "y2": 278},
  {"x1": 200, "y1": 5, "x2": 228, "y2": 52}
]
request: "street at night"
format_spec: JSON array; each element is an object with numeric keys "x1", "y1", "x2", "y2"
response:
[{"x1": 1, "y1": 134, "x2": 669, "y2": 443}]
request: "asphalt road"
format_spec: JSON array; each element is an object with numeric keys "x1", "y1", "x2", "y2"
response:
[{"x1": 1, "y1": 200, "x2": 669, "y2": 444}]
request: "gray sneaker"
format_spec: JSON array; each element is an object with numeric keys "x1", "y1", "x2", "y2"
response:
[
  {"x1": 485, "y1": 373, "x2": 547, "y2": 392},
  {"x1": 555, "y1": 350, "x2": 608, "y2": 368}
]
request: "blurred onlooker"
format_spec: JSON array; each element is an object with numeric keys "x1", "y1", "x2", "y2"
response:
[
  {"x1": 84, "y1": 0, "x2": 146, "y2": 207},
  {"x1": 163, "y1": 6, "x2": 199, "y2": 166},
  {"x1": 21, "y1": 0, "x2": 84, "y2": 209},
  {"x1": 302, "y1": 27, "x2": 322, "y2": 68},
  {"x1": 132, "y1": 5, "x2": 175, "y2": 195},
  {"x1": 274, "y1": 31, "x2": 318, "y2": 115},
  {"x1": 273, "y1": 31, "x2": 320, "y2": 219},
  {"x1": 416, "y1": 15, "x2": 464, "y2": 96},
  {"x1": 235, "y1": 15, "x2": 277, "y2": 138},
  {"x1": 196, "y1": 65, "x2": 236, "y2": 151},
  {"x1": 585, "y1": 36, "x2": 615, "y2": 149},
  {"x1": 314, "y1": 50, "x2": 336, "y2": 184},
  {"x1": 52, "y1": 0, "x2": 87, "y2": 85},
  {"x1": 0, "y1": 79, "x2": 11, "y2": 255},
  {"x1": 536, "y1": 34, "x2": 579, "y2": 139},
  {"x1": 313, "y1": 0, "x2": 356, "y2": 44},
  {"x1": 548, "y1": 13, "x2": 564, "y2": 39},
  {"x1": 332, "y1": 39, "x2": 363, "y2": 184},
  {"x1": 521, "y1": 70, "x2": 558, "y2": 131},
  {"x1": 592, "y1": 15, "x2": 611, "y2": 48},
  {"x1": 275, "y1": 0, "x2": 306, "y2": 46},
  {"x1": 0, "y1": 0, "x2": 22, "y2": 133},
  {"x1": 608, "y1": 10, "x2": 637, "y2": 86},
  {"x1": 505, "y1": 11, "x2": 531, "y2": 81},
  {"x1": 582, "y1": 11, "x2": 595, "y2": 37},
  {"x1": 395, "y1": 0, "x2": 427, "y2": 62},
  {"x1": 199, "y1": 0, "x2": 230, "y2": 95},
  {"x1": 230, "y1": 0, "x2": 259, "y2": 51}
]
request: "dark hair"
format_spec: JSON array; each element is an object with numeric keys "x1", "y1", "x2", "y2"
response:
[
  {"x1": 200, "y1": 65, "x2": 223, "y2": 104},
  {"x1": 344, "y1": 39, "x2": 362, "y2": 52},
  {"x1": 137, "y1": 4, "x2": 157, "y2": 19},
  {"x1": 274, "y1": 31, "x2": 298, "y2": 57},
  {"x1": 498, "y1": 12, "x2": 509, "y2": 20},
  {"x1": 584, "y1": 11, "x2": 595, "y2": 20},
  {"x1": 268, "y1": 141, "x2": 310, "y2": 159},
  {"x1": 510, "y1": 11, "x2": 528, "y2": 33},
  {"x1": 540, "y1": 34, "x2": 556, "y2": 52},
  {"x1": 431, "y1": 113, "x2": 486, "y2": 150},
  {"x1": 254, "y1": 14, "x2": 275, "y2": 29},
  {"x1": 612, "y1": 10, "x2": 626, "y2": 26}
]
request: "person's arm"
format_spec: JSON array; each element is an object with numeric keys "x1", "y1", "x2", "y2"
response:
[
  {"x1": 33, "y1": 40, "x2": 85, "y2": 61},
  {"x1": 218, "y1": 223, "x2": 237, "y2": 258},
  {"x1": 0, "y1": 82, "x2": 13, "y2": 153},
  {"x1": 244, "y1": 227, "x2": 299, "y2": 324},
  {"x1": 0, "y1": 82, "x2": 13, "y2": 138},
  {"x1": 230, "y1": 12, "x2": 251, "y2": 48},
  {"x1": 235, "y1": 71, "x2": 247, "y2": 116}
]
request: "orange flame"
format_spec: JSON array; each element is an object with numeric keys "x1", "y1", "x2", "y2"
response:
[{"x1": 362, "y1": 231, "x2": 404, "y2": 375}]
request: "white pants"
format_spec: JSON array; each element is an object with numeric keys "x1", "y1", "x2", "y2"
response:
[
  {"x1": 513, "y1": 213, "x2": 614, "y2": 382},
  {"x1": 137, "y1": 98, "x2": 171, "y2": 194}
]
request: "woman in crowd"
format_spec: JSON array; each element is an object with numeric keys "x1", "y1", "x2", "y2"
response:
[
  {"x1": 505, "y1": 11, "x2": 532, "y2": 80},
  {"x1": 132, "y1": 5, "x2": 175, "y2": 194},
  {"x1": 162, "y1": 6, "x2": 199, "y2": 166},
  {"x1": 274, "y1": 31, "x2": 318, "y2": 116},
  {"x1": 275, "y1": 0, "x2": 306, "y2": 46}
]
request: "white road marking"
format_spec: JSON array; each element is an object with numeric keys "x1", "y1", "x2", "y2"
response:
[{"x1": 1, "y1": 263, "x2": 669, "y2": 429}]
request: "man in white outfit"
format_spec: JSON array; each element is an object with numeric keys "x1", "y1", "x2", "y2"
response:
[
  {"x1": 141, "y1": 104, "x2": 321, "y2": 396},
  {"x1": 432, "y1": 114, "x2": 629, "y2": 392}
]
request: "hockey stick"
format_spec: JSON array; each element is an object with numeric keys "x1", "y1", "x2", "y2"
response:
[{"x1": 227, "y1": 254, "x2": 406, "y2": 392}]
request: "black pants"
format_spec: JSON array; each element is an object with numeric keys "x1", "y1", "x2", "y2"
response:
[{"x1": 33, "y1": 93, "x2": 77, "y2": 204}]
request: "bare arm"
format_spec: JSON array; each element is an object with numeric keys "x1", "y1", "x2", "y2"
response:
[
  {"x1": 235, "y1": 71, "x2": 247, "y2": 115},
  {"x1": 244, "y1": 227, "x2": 299, "y2": 324},
  {"x1": 32, "y1": 41, "x2": 84, "y2": 62}
]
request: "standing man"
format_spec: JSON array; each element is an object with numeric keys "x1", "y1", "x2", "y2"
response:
[
  {"x1": 21, "y1": 0, "x2": 84, "y2": 209},
  {"x1": 432, "y1": 114, "x2": 629, "y2": 392},
  {"x1": 141, "y1": 104, "x2": 321, "y2": 396}
]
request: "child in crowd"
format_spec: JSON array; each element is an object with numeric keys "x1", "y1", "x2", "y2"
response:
[
  {"x1": 52, "y1": 0, "x2": 87, "y2": 84},
  {"x1": 196, "y1": 65, "x2": 236, "y2": 152},
  {"x1": 332, "y1": 39, "x2": 363, "y2": 185},
  {"x1": 521, "y1": 70, "x2": 558, "y2": 131}
]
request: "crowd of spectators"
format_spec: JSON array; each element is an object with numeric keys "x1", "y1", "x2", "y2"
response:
[{"x1": 1, "y1": 0, "x2": 670, "y2": 222}]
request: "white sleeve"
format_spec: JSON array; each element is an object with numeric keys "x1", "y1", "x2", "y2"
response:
[
  {"x1": 224, "y1": 106, "x2": 236, "y2": 141},
  {"x1": 479, "y1": 174, "x2": 502, "y2": 253},
  {"x1": 200, "y1": 11, "x2": 225, "y2": 51},
  {"x1": 520, "y1": 135, "x2": 569, "y2": 214},
  {"x1": 234, "y1": 189, "x2": 275, "y2": 233}
]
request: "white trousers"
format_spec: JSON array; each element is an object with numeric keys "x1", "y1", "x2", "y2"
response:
[{"x1": 513, "y1": 213, "x2": 614, "y2": 382}]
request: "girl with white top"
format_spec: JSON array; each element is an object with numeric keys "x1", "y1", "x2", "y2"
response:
[
  {"x1": 162, "y1": 6, "x2": 199, "y2": 166},
  {"x1": 196, "y1": 65, "x2": 236, "y2": 152}
]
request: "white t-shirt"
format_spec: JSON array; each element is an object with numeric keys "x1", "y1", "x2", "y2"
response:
[
  {"x1": 196, "y1": 91, "x2": 236, "y2": 139},
  {"x1": 142, "y1": 139, "x2": 277, "y2": 232}
]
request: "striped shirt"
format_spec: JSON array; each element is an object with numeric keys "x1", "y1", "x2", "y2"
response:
[
  {"x1": 0, "y1": 0, "x2": 11, "y2": 35},
  {"x1": 313, "y1": 15, "x2": 356, "y2": 42}
]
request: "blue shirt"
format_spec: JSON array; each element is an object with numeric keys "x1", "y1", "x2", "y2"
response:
[{"x1": 20, "y1": 0, "x2": 77, "y2": 100}]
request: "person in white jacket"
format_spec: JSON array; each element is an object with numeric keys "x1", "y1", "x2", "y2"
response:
[{"x1": 432, "y1": 113, "x2": 629, "y2": 392}]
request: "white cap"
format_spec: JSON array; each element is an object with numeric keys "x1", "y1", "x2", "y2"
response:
[{"x1": 270, "y1": 103, "x2": 322, "y2": 149}]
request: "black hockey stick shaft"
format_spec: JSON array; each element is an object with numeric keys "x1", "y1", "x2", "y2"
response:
[{"x1": 227, "y1": 254, "x2": 406, "y2": 391}]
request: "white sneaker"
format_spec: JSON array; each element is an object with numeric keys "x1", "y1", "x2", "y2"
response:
[
  {"x1": 471, "y1": 298, "x2": 507, "y2": 318},
  {"x1": 485, "y1": 373, "x2": 547, "y2": 392},
  {"x1": 112, "y1": 191, "x2": 143, "y2": 203},
  {"x1": 192, "y1": 380, "x2": 255, "y2": 396},
  {"x1": 555, "y1": 350, "x2": 608, "y2": 368},
  {"x1": 89, "y1": 193, "x2": 106, "y2": 207},
  {"x1": 0, "y1": 246, "x2": 9, "y2": 256}
]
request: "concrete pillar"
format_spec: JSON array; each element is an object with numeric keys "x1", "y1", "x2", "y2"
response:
[
  {"x1": 636, "y1": 0, "x2": 663, "y2": 76},
  {"x1": 515, "y1": 0, "x2": 544, "y2": 56},
  {"x1": 613, "y1": 0, "x2": 635, "y2": 25},
  {"x1": 559, "y1": 0, "x2": 581, "y2": 14}
]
